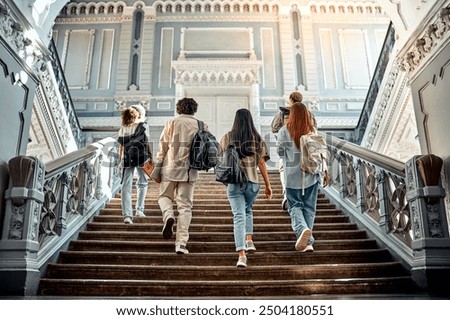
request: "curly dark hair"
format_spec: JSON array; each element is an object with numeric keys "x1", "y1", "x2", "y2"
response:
[
  {"x1": 176, "y1": 98, "x2": 198, "y2": 115},
  {"x1": 121, "y1": 107, "x2": 139, "y2": 126},
  {"x1": 289, "y1": 91, "x2": 303, "y2": 103}
]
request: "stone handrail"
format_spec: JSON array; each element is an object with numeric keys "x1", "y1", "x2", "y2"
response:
[
  {"x1": 321, "y1": 132, "x2": 450, "y2": 292},
  {"x1": 353, "y1": 22, "x2": 396, "y2": 144},
  {"x1": 0, "y1": 137, "x2": 121, "y2": 295},
  {"x1": 48, "y1": 39, "x2": 85, "y2": 148}
]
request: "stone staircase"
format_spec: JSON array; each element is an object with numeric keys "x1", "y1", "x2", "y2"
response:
[{"x1": 38, "y1": 172, "x2": 420, "y2": 297}]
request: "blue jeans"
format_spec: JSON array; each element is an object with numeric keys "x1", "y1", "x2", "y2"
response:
[
  {"x1": 121, "y1": 166, "x2": 148, "y2": 219},
  {"x1": 286, "y1": 182, "x2": 319, "y2": 245},
  {"x1": 227, "y1": 182, "x2": 260, "y2": 251}
]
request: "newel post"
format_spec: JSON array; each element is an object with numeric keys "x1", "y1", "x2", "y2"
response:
[
  {"x1": 0, "y1": 156, "x2": 45, "y2": 296},
  {"x1": 405, "y1": 154, "x2": 450, "y2": 295}
]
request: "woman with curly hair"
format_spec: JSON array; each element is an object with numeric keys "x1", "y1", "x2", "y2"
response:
[{"x1": 117, "y1": 106, "x2": 151, "y2": 224}]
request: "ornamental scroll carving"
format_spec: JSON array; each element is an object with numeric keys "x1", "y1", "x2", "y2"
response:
[
  {"x1": 399, "y1": 6, "x2": 450, "y2": 75},
  {"x1": 6, "y1": 156, "x2": 44, "y2": 241}
]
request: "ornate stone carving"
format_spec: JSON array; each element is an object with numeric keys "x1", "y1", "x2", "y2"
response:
[
  {"x1": 5, "y1": 156, "x2": 45, "y2": 242},
  {"x1": 0, "y1": 1, "x2": 47, "y2": 72},
  {"x1": 399, "y1": 5, "x2": 450, "y2": 76},
  {"x1": 172, "y1": 59, "x2": 262, "y2": 87},
  {"x1": 114, "y1": 97, "x2": 151, "y2": 110},
  {"x1": 364, "y1": 62, "x2": 401, "y2": 148}
]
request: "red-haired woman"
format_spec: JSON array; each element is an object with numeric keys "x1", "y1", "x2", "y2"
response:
[{"x1": 276, "y1": 102, "x2": 322, "y2": 252}]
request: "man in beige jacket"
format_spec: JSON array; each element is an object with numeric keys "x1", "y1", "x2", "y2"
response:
[{"x1": 151, "y1": 97, "x2": 210, "y2": 254}]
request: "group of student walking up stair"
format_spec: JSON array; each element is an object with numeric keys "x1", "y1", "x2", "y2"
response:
[{"x1": 117, "y1": 93, "x2": 327, "y2": 268}]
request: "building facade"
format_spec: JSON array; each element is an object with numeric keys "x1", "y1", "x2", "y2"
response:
[{"x1": 0, "y1": 0, "x2": 449, "y2": 296}]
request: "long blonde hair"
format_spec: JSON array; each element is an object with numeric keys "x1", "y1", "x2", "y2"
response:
[{"x1": 286, "y1": 102, "x2": 314, "y2": 149}]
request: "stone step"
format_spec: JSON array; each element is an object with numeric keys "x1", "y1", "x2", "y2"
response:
[
  {"x1": 85, "y1": 222, "x2": 358, "y2": 233},
  {"x1": 106, "y1": 200, "x2": 334, "y2": 208},
  {"x1": 98, "y1": 208, "x2": 342, "y2": 216},
  {"x1": 93, "y1": 215, "x2": 350, "y2": 224},
  {"x1": 38, "y1": 276, "x2": 415, "y2": 297},
  {"x1": 44, "y1": 261, "x2": 406, "y2": 281},
  {"x1": 37, "y1": 172, "x2": 418, "y2": 297},
  {"x1": 57, "y1": 249, "x2": 393, "y2": 266},
  {"x1": 76, "y1": 229, "x2": 368, "y2": 242},
  {"x1": 68, "y1": 239, "x2": 378, "y2": 253}
]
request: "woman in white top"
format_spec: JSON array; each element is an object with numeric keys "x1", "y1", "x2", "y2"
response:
[{"x1": 117, "y1": 106, "x2": 151, "y2": 224}]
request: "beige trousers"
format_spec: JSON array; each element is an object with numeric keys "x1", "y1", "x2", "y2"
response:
[{"x1": 158, "y1": 180, "x2": 195, "y2": 246}]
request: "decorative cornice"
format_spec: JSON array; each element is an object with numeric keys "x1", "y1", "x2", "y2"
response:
[
  {"x1": 315, "y1": 117, "x2": 359, "y2": 129},
  {"x1": 61, "y1": 2, "x2": 126, "y2": 16},
  {"x1": 398, "y1": 5, "x2": 450, "y2": 77},
  {"x1": 309, "y1": 2, "x2": 384, "y2": 15},
  {"x1": 56, "y1": 1, "x2": 388, "y2": 24},
  {"x1": 172, "y1": 58, "x2": 262, "y2": 87},
  {"x1": 307, "y1": 1, "x2": 388, "y2": 23},
  {"x1": 156, "y1": 15, "x2": 278, "y2": 23}
]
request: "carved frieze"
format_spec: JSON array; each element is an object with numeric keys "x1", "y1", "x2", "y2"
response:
[
  {"x1": 38, "y1": 67, "x2": 74, "y2": 150},
  {"x1": 398, "y1": 5, "x2": 450, "y2": 76},
  {"x1": 172, "y1": 59, "x2": 262, "y2": 87},
  {"x1": 114, "y1": 97, "x2": 151, "y2": 110}
]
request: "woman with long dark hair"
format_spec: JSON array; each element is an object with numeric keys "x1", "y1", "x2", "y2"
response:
[
  {"x1": 219, "y1": 108, "x2": 272, "y2": 267},
  {"x1": 277, "y1": 102, "x2": 322, "y2": 252}
]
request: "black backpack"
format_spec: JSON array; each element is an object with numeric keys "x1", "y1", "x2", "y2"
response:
[
  {"x1": 118, "y1": 122, "x2": 151, "y2": 168},
  {"x1": 215, "y1": 144, "x2": 247, "y2": 185},
  {"x1": 189, "y1": 120, "x2": 219, "y2": 171}
]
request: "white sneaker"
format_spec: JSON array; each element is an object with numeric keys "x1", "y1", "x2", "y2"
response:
[
  {"x1": 175, "y1": 244, "x2": 189, "y2": 254},
  {"x1": 236, "y1": 256, "x2": 247, "y2": 267},
  {"x1": 135, "y1": 210, "x2": 145, "y2": 217},
  {"x1": 124, "y1": 217, "x2": 133, "y2": 224},
  {"x1": 246, "y1": 240, "x2": 256, "y2": 252},
  {"x1": 301, "y1": 244, "x2": 314, "y2": 252},
  {"x1": 295, "y1": 228, "x2": 312, "y2": 251}
]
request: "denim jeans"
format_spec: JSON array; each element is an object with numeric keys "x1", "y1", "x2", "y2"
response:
[
  {"x1": 227, "y1": 182, "x2": 260, "y2": 251},
  {"x1": 121, "y1": 167, "x2": 148, "y2": 219},
  {"x1": 285, "y1": 182, "x2": 319, "y2": 245}
]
